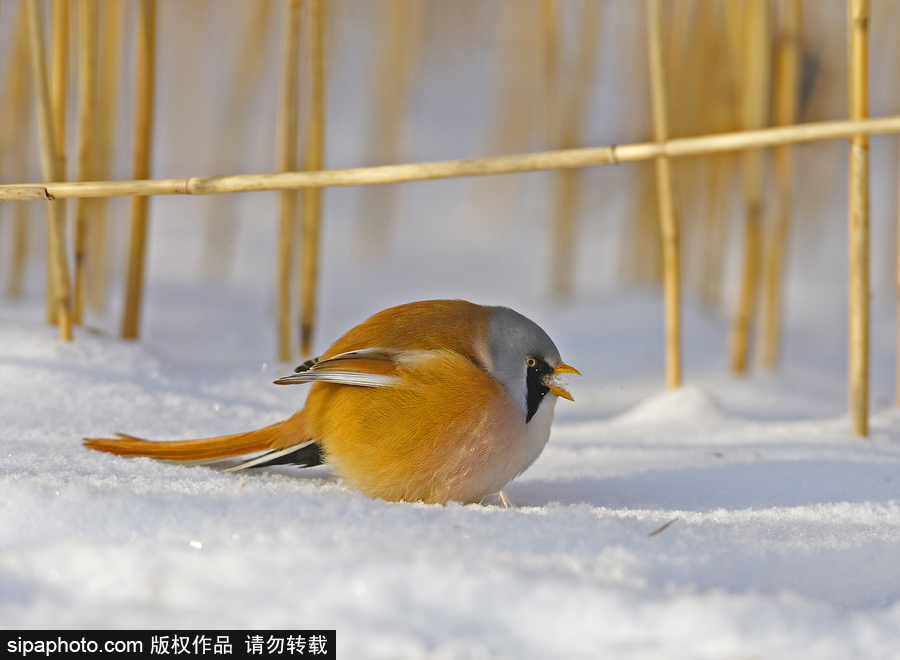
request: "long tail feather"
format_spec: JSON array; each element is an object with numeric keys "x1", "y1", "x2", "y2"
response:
[{"x1": 84, "y1": 412, "x2": 308, "y2": 463}]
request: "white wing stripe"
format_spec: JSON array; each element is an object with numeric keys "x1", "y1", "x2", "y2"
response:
[
  {"x1": 223, "y1": 440, "x2": 318, "y2": 472},
  {"x1": 275, "y1": 371, "x2": 401, "y2": 387}
]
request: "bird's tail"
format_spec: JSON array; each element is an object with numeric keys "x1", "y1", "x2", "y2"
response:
[{"x1": 84, "y1": 411, "x2": 309, "y2": 463}]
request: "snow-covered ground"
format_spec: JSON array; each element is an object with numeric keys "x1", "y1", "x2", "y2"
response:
[
  {"x1": 3, "y1": 1, "x2": 900, "y2": 656},
  {"x1": 3, "y1": 265, "x2": 900, "y2": 658}
]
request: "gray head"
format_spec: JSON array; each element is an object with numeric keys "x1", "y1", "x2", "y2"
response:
[{"x1": 486, "y1": 306, "x2": 577, "y2": 422}]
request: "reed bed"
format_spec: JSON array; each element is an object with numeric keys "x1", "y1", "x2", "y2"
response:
[{"x1": 1, "y1": 0, "x2": 897, "y2": 437}]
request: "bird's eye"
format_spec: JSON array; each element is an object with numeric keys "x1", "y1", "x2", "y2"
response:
[{"x1": 526, "y1": 357, "x2": 537, "y2": 368}]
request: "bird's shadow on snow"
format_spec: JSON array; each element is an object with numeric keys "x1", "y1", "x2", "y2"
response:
[{"x1": 507, "y1": 458, "x2": 900, "y2": 510}]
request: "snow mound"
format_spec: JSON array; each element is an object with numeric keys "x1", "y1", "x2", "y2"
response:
[{"x1": 610, "y1": 384, "x2": 727, "y2": 428}]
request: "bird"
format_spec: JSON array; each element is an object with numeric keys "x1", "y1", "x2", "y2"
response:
[{"x1": 84, "y1": 299, "x2": 578, "y2": 505}]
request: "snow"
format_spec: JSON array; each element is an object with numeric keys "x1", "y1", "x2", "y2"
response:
[
  {"x1": 2, "y1": 1, "x2": 900, "y2": 656},
  {"x1": 3, "y1": 278, "x2": 900, "y2": 657}
]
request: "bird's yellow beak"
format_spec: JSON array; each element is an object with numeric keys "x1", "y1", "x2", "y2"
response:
[{"x1": 545, "y1": 363, "x2": 580, "y2": 401}]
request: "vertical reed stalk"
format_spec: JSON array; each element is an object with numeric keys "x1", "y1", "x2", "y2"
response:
[
  {"x1": 848, "y1": 0, "x2": 870, "y2": 436},
  {"x1": 121, "y1": 0, "x2": 156, "y2": 340},
  {"x1": 26, "y1": 0, "x2": 73, "y2": 340},
  {"x1": 88, "y1": 0, "x2": 125, "y2": 313},
  {"x1": 202, "y1": 0, "x2": 276, "y2": 279},
  {"x1": 699, "y1": 4, "x2": 740, "y2": 309},
  {"x1": 300, "y1": 0, "x2": 327, "y2": 356},
  {"x1": 48, "y1": 0, "x2": 69, "y2": 324},
  {"x1": 646, "y1": 0, "x2": 681, "y2": 389},
  {"x1": 357, "y1": 0, "x2": 412, "y2": 259},
  {"x1": 550, "y1": 0, "x2": 601, "y2": 300},
  {"x1": 50, "y1": 0, "x2": 68, "y2": 175},
  {"x1": 277, "y1": 0, "x2": 303, "y2": 361},
  {"x1": 3, "y1": 4, "x2": 33, "y2": 298},
  {"x1": 761, "y1": 0, "x2": 801, "y2": 370},
  {"x1": 74, "y1": 0, "x2": 99, "y2": 325},
  {"x1": 9, "y1": 205, "x2": 31, "y2": 298},
  {"x1": 540, "y1": 0, "x2": 559, "y2": 146},
  {"x1": 730, "y1": 0, "x2": 770, "y2": 374}
]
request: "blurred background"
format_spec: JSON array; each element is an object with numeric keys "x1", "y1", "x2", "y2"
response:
[{"x1": 1, "y1": 0, "x2": 899, "y2": 414}]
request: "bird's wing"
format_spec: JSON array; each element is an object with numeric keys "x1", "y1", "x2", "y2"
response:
[
  {"x1": 275, "y1": 349, "x2": 403, "y2": 387},
  {"x1": 223, "y1": 439, "x2": 323, "y2": 471}
]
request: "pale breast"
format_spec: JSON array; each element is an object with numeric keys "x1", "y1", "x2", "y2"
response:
[{"x1": 306, "y1": 349, "x2": 555, "y2": 504}]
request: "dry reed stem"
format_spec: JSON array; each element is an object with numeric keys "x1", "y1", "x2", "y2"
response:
[
  {"x1": 761, "y1": 0, "x2": 801, "y2": 371},
  {"x1": 469, "y1": 2, "x2": 541, "y2": 191},
  {"x1": 88, "y1": 0, "x2": 126, "y2": 313},
  {"x1": 121, "y1": 0, "x2": 156, "y2": 340},
  {"x1": 300, "y1": 0, "x2": 327, "y2": 357},
  {"x1": 6, "y1": 114, "x2": 900, "y2": 203},
  {"x1": 3, "y1": 4, "x2": 33, "y2": 298},
  {"x1": 202, "y1": 0, "x2": 276, "y2": 278},
  {"x1": 682, "y1": 5, "x2": 737, "y2": 308},
  {"x1": 848, "y1": 0, "x2": 870, "y2": 436},
  {"x1": 47, "y1": 0, "x2": 69, "y2": 324},
  {"x1": 646, "y1": 0, "x2": 681, "y2": 389},
  {"x1": 277, "y1": 0, "x2": 303, "y2": 361},
  {"x1": 74, "y1": 0, "x2": 99, "y2": 325},
  {"x1": 26, "y1": 0, "x2": 72, "y2": 340},
  {"x1": 356, "y1": 0, "x2": 412, "y2": 259},
  {"x1": 49, "y1": 0, "x2": 69, "y2": 323},
  {"x1": 0, "y1": 4, "x2": 30, "y2": 166},
  {"x1": 50, "y1": 0, "x2": 68, "y2": 175},
  {"x1": 9, "y1": 205, "x2": 31, "y2": 298},
  {"x1": 551, "y1": 0, "x2": 602, "y2": 300},
  {"x1": 700, "y1": 3, "x2": 741, "y2": 308},
  {"x1": 730, "y1": 0, "x2": 771, "y2": 375},
  {"x1": 540, "y1": 0, "x2": 559, "y2": 146}
]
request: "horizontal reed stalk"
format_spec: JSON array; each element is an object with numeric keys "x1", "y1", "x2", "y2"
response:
[{"x1": 4, "y1": 114, "x2": 900, "y2": 202}]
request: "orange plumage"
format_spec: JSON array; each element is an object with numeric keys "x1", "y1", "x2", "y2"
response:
[{"x1": 84, "y1": 300, "x2": 577, "y2": 504}]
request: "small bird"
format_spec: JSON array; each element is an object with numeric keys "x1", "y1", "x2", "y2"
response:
[{"x1": 85, "y1": 300, "x2": 578, "y2": 504}]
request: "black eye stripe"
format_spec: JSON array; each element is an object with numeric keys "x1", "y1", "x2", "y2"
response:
[{"x1": 524, "y1": 358, "x2": 551, "y2": 423}]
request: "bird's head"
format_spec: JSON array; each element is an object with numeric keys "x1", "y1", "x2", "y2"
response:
[{"x1": 486, "y1": 306, "x2": 579, "y2": 423}]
